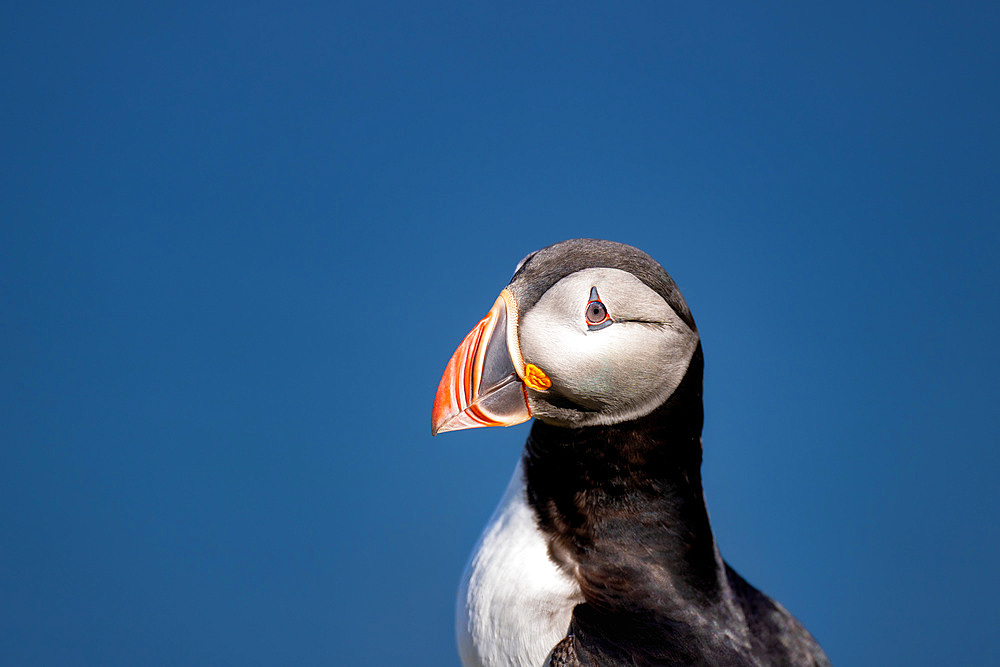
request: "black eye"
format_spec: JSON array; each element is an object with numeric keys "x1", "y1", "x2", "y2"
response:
[{"x1": 586, "y1": 301, "x2": 607, "y2": 324}]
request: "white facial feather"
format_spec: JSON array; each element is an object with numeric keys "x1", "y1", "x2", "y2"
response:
[{"x1": 518, "y1": 268, "x2": 699, "y2": 427}]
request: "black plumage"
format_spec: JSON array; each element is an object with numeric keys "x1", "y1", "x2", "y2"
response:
[{"x1": 525, "y1": 344, "x2": 829, "y2": 665}]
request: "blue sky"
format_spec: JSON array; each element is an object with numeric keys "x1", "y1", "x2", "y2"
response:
[{"x1": 1, "y1": 2, "x2": 998, "y2": 665}]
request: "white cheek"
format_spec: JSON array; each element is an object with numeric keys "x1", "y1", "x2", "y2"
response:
[
  {"x1": 517, "y1": 319, "x2": 587, "y2": 381},
  {"x1": 568, "y1": 329, "x2": 636, "y2": 397},
  {"x1": 515, "y1": 267, "x2": 699, "y2": 423},
  {"x1": 520, "y1": 317, "x2": 687, "y2": 410}
]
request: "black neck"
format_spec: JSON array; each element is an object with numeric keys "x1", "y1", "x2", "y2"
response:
[{"x1": 522, "y1": 343, "x2": 723, "y2": 615}]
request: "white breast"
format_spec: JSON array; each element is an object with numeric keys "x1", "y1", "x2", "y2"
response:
[{"x1": 456, "y1": 462, "x2": 583, "y2": 667}]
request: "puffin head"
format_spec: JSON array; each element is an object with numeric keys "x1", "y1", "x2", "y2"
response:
[{"x1": 432, "y1": 239, "x2": 700, "y2": 433}]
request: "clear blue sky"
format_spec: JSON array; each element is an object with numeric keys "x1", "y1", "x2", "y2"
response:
[{"x1": 2, "y1": 2, "x2": 998, "y2": 665}]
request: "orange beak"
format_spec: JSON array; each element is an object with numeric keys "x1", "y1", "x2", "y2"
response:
[{"x1": 431, "y1": 290, "x2": 531, "y2": 435}]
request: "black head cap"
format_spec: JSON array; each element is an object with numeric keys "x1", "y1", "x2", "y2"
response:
[{"x1": 507, "y1": 238, "x2": 696, "y2": 331}]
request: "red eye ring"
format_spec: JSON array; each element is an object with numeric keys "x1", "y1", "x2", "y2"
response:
[
  {"x1": 586, "y1": 300, "x2": 609, "y2": 325},
  {"x1": 585, "y1": 286, "x2": 612, "y2": 330}
]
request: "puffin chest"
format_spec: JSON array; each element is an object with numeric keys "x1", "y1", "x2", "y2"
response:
[{"x1": 456, "y1": 463, "x2": 583, "y2": 667}]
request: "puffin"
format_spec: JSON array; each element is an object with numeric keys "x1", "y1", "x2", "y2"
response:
[{"x1": 432, "y1": 239, "x2": 830, "y2": 667}]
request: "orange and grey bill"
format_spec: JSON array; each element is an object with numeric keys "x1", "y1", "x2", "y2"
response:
[{"x1": 431, "y1": 291, "x2": 532, "y2": 435}]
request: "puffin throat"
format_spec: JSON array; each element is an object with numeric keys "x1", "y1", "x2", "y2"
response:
[{"x1": 521, "y1": 343, "x2": 722, "y2": 615}]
